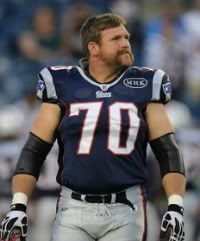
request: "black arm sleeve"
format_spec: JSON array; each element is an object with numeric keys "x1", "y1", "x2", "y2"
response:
[
  {"x1": 14, "y1": 132, "x2": 53, "y2": 180},
  {"x1": 149, "y1": 133, "x2": 185, "y2": 178}
]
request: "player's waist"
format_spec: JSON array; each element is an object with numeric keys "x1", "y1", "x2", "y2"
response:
[{"x1": 60, "y1": 185, "x2": 145, "y2": 208}]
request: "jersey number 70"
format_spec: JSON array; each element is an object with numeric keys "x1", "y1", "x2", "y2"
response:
[{"x1": 69, "y1": 102, "x2": 140, "y2": 155}]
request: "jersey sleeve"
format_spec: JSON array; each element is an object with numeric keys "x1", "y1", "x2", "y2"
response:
[
  {"x1": 36, "y1": 67, "x2": 58, "y2": 102},
  {"x1": 151, "y1": 69, "x2": 172, "y2": 104}
]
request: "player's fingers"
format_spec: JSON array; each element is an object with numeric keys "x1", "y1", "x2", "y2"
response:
[
  {"x1": 0, "y1": 227, "x2": 3, "y2": 239},
  {"x1": 160, "y1": 225, "x2": 172, "y2": 241},
  {"x1": 1, "y1": 230, "x2": 10, "y2": 241},
  {"x1": 160, "y1": 217, "x2": 170, "y2": 238},
  {"x1": 178, "y1": 222, "x2": 184, "y2": 241},
  {"x1": 1, "y1": 217, "x2": 9, "y2": 231},
  {"x1": 21, "y1": 217, "x2": 28, "y2": 237},
  {"x1": 178, "y1": 227, "x2": 184, "y2": 241},
  {"x1": 1, "y1": 227, "x2": 20, "y2": 241},
  {"x1": 10, "y1": 228, "x2": 22, "y2": 240},
  {"x1": 173, "y1": 218, "x2": 184, "y2": 240},
  {"x1": 180, "y1": 231, "x2": 185, "y2": 241}
]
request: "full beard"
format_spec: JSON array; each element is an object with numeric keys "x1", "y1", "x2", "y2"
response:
[
  {"x1": 101, "y1": 49, "x2": 134, "y2": 71},
  {"x1": 116, "y1": 49, "x2": 134, "y2": 66}
]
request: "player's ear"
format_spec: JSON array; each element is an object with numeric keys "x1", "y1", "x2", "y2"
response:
[{"x1": 88, "y1": 42, "x2": 99, "y2": 57}]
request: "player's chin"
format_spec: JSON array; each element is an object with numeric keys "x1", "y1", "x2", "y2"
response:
[
  {"x1": 118, "y1": 54, "x2": 133, "y2": 67},
  {"x1": 120, "y1": 58, "x2": 133, "y2": 67}
]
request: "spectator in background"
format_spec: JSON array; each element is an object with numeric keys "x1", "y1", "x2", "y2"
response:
[
  {"x1": 17, "y1": 5, "x2": 62, "y2": 65},
  {"x1": 0, "y1": 86, "x2": 60, "y2": 241},
  {"x1": 60, "y1": 2, "x2": 95, "y2": 60},
  {"x1": 0, "y1": 86, "x2": 39, "y2": 239},
  {"x1": 143, "y1": 0, "x2": 186, "y2": 100},
  {"x1": 84, "y1": 0, "x2": 111, "y2": 12},
  {"x1": 181, "y1": 0, "x2": 200, "y2": 123}
]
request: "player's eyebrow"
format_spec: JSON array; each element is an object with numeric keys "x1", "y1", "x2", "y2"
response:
[
  {"x1": 125, "y1": 33, "x2": 130, "y2": 39},
  {"x1": 111, "y1": 32, "x2": 130, "y2": 40}
]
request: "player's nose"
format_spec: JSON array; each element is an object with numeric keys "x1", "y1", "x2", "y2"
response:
[{"x1": 120, "y1": 38, "x2": 130, "y2": 49}]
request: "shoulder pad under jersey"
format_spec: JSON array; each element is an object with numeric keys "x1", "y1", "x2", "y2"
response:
[
  {"x1": 36, "y1": 65, "x2": 74, "y2": 101},
  {"x1": 151, "y1": 68, "x2": 172, "y2": 104}
]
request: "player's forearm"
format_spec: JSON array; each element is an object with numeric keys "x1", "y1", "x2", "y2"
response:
[
  {"x1": 162, "y1": 172, "x2": 186, "y2": 201},
  {"x1": 12, "y1": 174, "x2": 37, "y2": 198}
]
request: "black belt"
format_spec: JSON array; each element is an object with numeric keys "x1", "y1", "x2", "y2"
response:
[{"x1": 71, "y1": 191, "x2": 134, "y2": 209}]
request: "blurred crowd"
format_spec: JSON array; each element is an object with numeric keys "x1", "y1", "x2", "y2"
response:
[{"x1": 0, "y1": 0, "x2": 200, "y2": 241}]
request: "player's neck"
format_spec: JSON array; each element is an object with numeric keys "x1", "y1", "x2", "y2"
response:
[{"x1": 88, "y1": 59, "x2": 121, "y2": 83}]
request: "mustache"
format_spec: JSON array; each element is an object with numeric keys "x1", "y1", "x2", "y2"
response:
[
  {"x1": 117, "y1": 49, "x2": 134, "y2": 61},
  {"x1": 117, "y1": 49, "x2": 132, "y2": 55}
]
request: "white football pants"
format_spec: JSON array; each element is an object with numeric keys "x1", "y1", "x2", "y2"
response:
[{"x1": 51, "y1": 186, "x2": 147, "y2": 241}]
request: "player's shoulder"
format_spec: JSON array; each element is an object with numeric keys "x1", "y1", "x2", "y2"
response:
[
  {"x1": 127, "y1": 66, "x2": 166, "y2": 78},
  {"x1": 39, "y1": 65, "x2": 78, "y2": 79},
  {"x1": 126, "y1": 66, "x2": 172, "y2": 104},
  {"x1": 36, "y1": 65, "x2": 78, "y2": 101}
]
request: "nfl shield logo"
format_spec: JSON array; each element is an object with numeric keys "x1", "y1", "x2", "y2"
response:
[
  {"x1": 162, "y1": 82, "x2": 172, "y2": 100},
  {"x1": 100, "y1": 85, "x2": 108, "y2": 91},
  {"x1": 36, "y1": 79, "x2": 45, "y2": 98},
  {"x1": 37, "y1": 79, "x2": 45, "y2": 92}
]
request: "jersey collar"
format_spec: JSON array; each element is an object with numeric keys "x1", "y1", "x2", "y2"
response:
[{"x1": 77, "y1": 58, "x2": 128, "y2": 91}]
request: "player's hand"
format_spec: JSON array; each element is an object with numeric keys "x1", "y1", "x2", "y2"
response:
[
  {"x1": 160, "y1": 204, "x2": 184, "y2": 241},
  {"x1": 0, "y1": 204, "x2": 27, "y2": 241}
]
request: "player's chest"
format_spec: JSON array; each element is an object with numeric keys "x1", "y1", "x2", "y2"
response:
[
  {"x1": 62, "y1": 76, "x2": 150, "y2": 104},
  {"x1": 59, "y1": 91, "x2": 146, "y2": 140},
  {"x1": 63, "y1": 78, "x2": 148, "y2": 124},
  {"x1": 58, "y1": 91, "x2": 148, "y2": 154}
]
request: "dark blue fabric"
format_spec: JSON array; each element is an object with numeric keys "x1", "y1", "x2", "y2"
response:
[{"x1": 37, "y1": 65, "x2": 171, "y2": 193}]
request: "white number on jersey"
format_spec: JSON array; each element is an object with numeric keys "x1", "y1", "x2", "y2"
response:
[
  {"x1": 69, "y1": 102, "x2": 140, "y2": 155},
  {"x1": 108, "y1": 102, "x2": 140, "y2": 154}
]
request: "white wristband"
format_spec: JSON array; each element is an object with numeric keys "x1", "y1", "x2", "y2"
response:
[
  {"x1": 12, "y1": 192, "x2": 28, "y2": 206},
  {"x1": 168, "y1": 194, "x2": 183, "y2": 207}
]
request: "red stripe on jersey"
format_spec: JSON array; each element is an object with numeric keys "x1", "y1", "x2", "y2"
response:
[{"x1": 140, "y1": 186, "x2": 147, "y2": 241}]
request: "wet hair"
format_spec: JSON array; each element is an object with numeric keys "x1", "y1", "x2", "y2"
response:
[{"x1": 80, "y1": 13, "x2": 127, "y2": 56}]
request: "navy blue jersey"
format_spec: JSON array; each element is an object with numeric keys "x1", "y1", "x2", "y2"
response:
[{"x1": 36, "y1": 63, "x2": 172, "y2": 194}]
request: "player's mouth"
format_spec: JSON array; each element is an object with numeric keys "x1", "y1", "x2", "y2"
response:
[
  {"x1": 117, "y1": 50, "x2": 132, "y2": 59},
  {"x1": 118, "y1": 50, "x2": 131, "y2": 56}
]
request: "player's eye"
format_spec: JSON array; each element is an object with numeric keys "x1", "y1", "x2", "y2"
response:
[{"x1": 112, "y1": 36, "x2": 121, "y2": 41}]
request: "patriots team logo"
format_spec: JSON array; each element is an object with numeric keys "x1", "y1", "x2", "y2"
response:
[
  {"x1": 96, "y1": 90, "x2": 112, "y2": 98},
  {"x1": 162, "y1": 82, "x2": 172, "y2": 100},
  {"x1": 36, "y1": 79, "x2": 45, "y2": 99}
]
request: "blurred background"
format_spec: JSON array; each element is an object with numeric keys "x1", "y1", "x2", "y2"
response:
[{"x1": 0, "y1": 0, "x2": 200, "y2": 241}]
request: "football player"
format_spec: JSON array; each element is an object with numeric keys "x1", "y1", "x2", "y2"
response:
[{"x1": 0, "y1": 13, "x2": 185, "y2": 241}]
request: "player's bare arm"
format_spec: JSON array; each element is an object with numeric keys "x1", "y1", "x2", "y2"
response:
[
  {"x1": 145, "y1": 102, "x2": 174, "y2": 140},
  {"x1": 146, "y1": 102, "x2": 186, "y2": 240},
  {"x1": 0, "y1": 103, "x2": 62, "y2": 241},
  {"x1": 145, "y1": 102, "x2": 186, "y2": 197},
  {"x1": 12, "y1": 102, "x2": 62, "y2": 197},
  {"x1": 31, "y1": 102, "x2": 61, "y2": 143}
]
